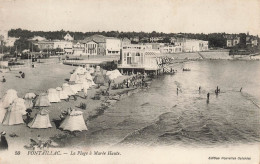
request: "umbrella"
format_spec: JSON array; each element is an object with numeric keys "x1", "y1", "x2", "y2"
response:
[{"x1": 24, "y1": 93, "x2": 36, "y2": 99}]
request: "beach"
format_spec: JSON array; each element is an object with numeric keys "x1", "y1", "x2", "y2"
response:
[{"x1": 0, "y1": 58, "x2": 148, "y2": 150}]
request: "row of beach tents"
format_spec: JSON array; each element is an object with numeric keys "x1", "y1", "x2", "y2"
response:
[{"x1": 0, "y1": 66, "x2": 122, "y2": 132}]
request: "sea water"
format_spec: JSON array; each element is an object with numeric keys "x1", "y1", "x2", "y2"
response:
[{"x1": 87, "y1": 60, "x2": 260, "y2": 146}]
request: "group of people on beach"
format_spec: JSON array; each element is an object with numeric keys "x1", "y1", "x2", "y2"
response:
[
  {"x1": 111, "y1": 73, "x2": 148, "y2": 90},
  {"x1": 1, "y1": 71, "x2": 25, "y2": 83},
  {"x1": 17, "y1": 71, "x2": 25, "y2": 78}
]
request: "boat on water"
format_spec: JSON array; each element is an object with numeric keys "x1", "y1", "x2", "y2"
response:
[{"x1": 183, "y1": 68, "x2": 191, "y2": 71}]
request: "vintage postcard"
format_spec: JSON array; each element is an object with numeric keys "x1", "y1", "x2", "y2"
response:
[{"x1": 0, "y1": 0, "x2": 259, "y2": 163}]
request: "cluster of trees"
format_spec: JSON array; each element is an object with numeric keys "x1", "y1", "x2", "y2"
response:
[
  {"x1": 229, "y1": 43, "x2": 260, "y2": 55},
  {"x1": 8, "y1": 28, "x2": 231, "y2": 47},
  {"x1": 5, "y1": 28, "x2": 259, "y2": 56}
]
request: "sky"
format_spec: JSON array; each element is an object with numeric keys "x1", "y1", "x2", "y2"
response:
[{"x1": 0, "y1": 0, "x2": 260, "y2": 35}]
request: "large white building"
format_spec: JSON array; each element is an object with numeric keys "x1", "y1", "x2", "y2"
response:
[
  {"x1": 72, "y1": 41, "x2": 85, "y2": 55},
  {"x1": 84, "y1": 41, "x2": 98, "y2": 55},
  {"x1": 226, "y1": 35, "x2": 240, "y2": 47},
  {"x1": 118, "y1": 44, "x2": 160, "y2": 73},
  {"x1": 106, "y1": 38, "x2": 121, "y2": 55},
  {"x1": 174, "y1": 38, "x2": 208, "y2": 52},
  {"x1": 37, "y1": 40, "x2": 73, "y2": 55},
  {"x1": 160, "y1": 45, "x2": 182, "y2": 53}
]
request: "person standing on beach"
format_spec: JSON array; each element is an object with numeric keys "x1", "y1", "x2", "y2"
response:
[
  {"x1": 2, "y1": 76, "x2": 6, "y2": 83},
  {"x1": 142, "y1": 75, "x2": 145, "y2": 86},
  {"x1": 177, "y1": 87, "x2": 179, "y2": 95},
  {"x1": 108, "y1": 79, "x2": 111, "y2": 89},
  {"x1": 126, "y1": 79, "x2": 129, "y2": 88},
  {"x1": 199, "y1": 86, "x2": 201, "y2": 93},
  {"x1": 26, "y1": 110, "x2": 32, "y2": 124},
  {"x1": 207, "y1": 93, "x2": 210, "y2": 101},
  {"x1": 0, "y1": 131, "x2": 8, "y2": 150}
]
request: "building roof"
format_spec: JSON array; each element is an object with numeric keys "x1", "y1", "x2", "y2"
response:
[
  {"x1": 122, "y1": 37, "x2": 131, "y2": 42},
  {"x1": 64, "y1": 33, "x2": 74, "y2": 40},
  {"x1": 84, "y1": 34, "x2": 106, "y2": 43}
]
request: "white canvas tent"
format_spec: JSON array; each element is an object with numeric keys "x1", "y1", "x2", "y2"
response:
[
  {"x1": 2, "y1": 101, "x2": 25, "y2": 125},
  {"x1": 74, "y1": 74, "x2": 85, "y2": 90},
  {"x1": 9, "y1": 98, "x2": 27, "y2": 115},
  {"x1": 59, "y1": 109, "x2": 88, "y2": 132},
  {"x1": 62, "y1": 83, "x2": 76, "y2": 96},
  {"x1": 69, "y1": 83, "x2": 81, "y2": 93},
  {"x1": 56, "y1": 87, "x2": 68, "y2": 100},
  {"x1": 28, "y1": 108, "x2": 52, "y2": 129},
  {"x1": 0, "y1": 102, "x2": 7, "y2": 123},
  {"x1": 34, "y1": 93, "x2": 51, "y2": 107},
  {"x1": 106, "y1": 69, "x2": 122, "y2": 80},
  {"x1": 84, "y1": 72, "x2": 93, "y2": 80},
  {"x1": 24, "y1": 92, "x2": 36, "y2": 109},
  {"x1": 89, "y1": 67, "x2": 95, "y2": 74},
  {"x1": 47, "y1": 88, "x2": 61, "y2": 103},
  {"x1": 82, "y1": 80, "x2": 90, "y2": 90},
  {"x1": 1, "y1": 89, "x2": 18, "y2": 108},
  {"x1": 74, "y1": 67, "x2": 86, "y2": 75},
  {"x1": 69, "y1": 73, "x2": 78, "y2": 82}
]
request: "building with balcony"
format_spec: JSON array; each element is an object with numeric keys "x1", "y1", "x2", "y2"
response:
[
  {"x1": 84, "y1": 40, "x2": 98, "y2": 55},
  {"x1": 84, "y1": 35, "x2": 121, "y2": 56}
]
